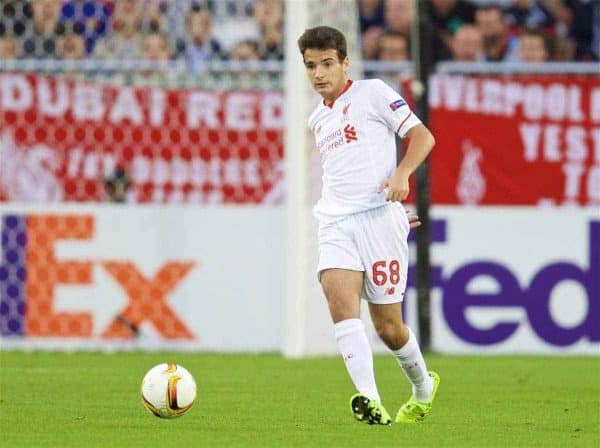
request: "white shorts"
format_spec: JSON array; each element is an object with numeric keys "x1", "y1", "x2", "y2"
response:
[{"x1": 317, "y1": 202, "x2": 410, "y2": 304}]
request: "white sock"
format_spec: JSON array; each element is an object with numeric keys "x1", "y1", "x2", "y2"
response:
[
  {"x1": 392, "y1": 327, "x2": 433, "y2": 402},
  {"x1": 334, "y1": 318, "x2": 381, "y2": 402}
]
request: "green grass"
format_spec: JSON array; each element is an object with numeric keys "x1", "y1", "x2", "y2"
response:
[{"x1": 0, "y1": 352, "x2": 598, "y2": 447}]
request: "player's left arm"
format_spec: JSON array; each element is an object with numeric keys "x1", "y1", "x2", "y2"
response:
[{"x1": 379, "y1": 123, "x2": 435, "y2": 202}]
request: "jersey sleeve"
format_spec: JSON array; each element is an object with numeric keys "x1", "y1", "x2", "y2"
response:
[{"x1": 368, "y1": 79, "x2": 421, "y2": 138}]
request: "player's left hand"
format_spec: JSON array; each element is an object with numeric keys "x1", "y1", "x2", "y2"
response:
[
  {"x1": 379, "y1": 174, "x2": 409, "y2": 202},
  {"x1": 407, "y1": 211, "x2": 421, "y2": 229}
]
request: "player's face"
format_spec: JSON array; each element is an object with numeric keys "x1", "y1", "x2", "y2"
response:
[{"x1": 303, "y1": 48, "x2": 349, "y2": 101}]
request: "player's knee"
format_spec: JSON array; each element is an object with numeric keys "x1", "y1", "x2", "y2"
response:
[{"x1": 373, "y1": 318, "x2": 394, "y2": 341}]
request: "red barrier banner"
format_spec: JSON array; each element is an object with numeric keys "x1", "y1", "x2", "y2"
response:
[
  {"x1": 429, "y1": 74, "x2": 600, "y2": 206},
  {"x1": 0, "y1": 74, "x2": 284, "y2": 204}
]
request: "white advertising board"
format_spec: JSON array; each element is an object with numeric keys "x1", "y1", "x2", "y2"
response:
[
  {"x1": 429, "y1": 207, "x2": 599, "y2": 354},
  {"x1": 0, "y1": 204, "x2": 284, "y2": 351}
]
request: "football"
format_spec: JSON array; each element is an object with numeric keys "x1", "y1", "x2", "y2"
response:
[{"x1": 141, "y1": 363, "x2": 197, "y2": 418}]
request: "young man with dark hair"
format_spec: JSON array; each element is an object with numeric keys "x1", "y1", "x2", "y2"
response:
[
  {"x1": 518, "y1": 27, "x2": 552, "y2": 62},
  {"x1": 297, "y1": 26, "x2": 439, "y2": 425},
  {"x1": 475, "y1": 4, "x2": 518, "y2": 61}
]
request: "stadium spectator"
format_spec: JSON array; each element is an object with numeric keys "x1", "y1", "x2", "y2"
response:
[
  {"x1": 517, "y1": 27, "x2": 552, "y2": 61},
  {"x1": 59, "y1": 0, "x2": 113, "y2": 54},
  {"x1": 552, "y1": 34, "x2": 576, "y2": 60},
  {"x1": 384, "y1": 0, "x2": 413, "y2": 38},
  {"x1": 505, "y1": 0, "x2": 555, "y2": 35},
  {"x1": 359, "y1": 0, "x2": 385, "y2": 32},
  {"x1": 140, "y1": 0, "x2": 168, "y2": 33},
  {"x1": 93, "y1": 0, "x2": 144, "y2": 59},
  {"x1": 229, "y1": 38, "x2": 263, "y2": 87},
  {"x1": 230, "y1": 39, "x2": 260, "y2": 61},
  {"x1": 142, "y1": 31, "x2": 171, "y2": 61},
  {"x1": 58, "y1": 31, "x2": 87, "y2": 60},
  {"x1": 252, "y1": 0, "x2": 283, "y2": 30},
  {"x1": 251, "y1": 0, "x2": 284, "y2": 60},
  {"x1": 362, "y1": 0, "x2": 412, "y2": 60},
  {"x1": 475, "y1": 4, "x2": 518, "y2": 60},
  {"x1": 449, "y1": 24, "x2": 484, "y2": 61},
  {"x1": 374, "y1": 32, "x2": 410, "y2": 88},
  {"x1": 22, "y1": 0, "x2": 64, "y2": 58},
  {"x1": 258, "y1": 25, "x2": 284, "y2": 60},
  {"x1": 543, "y1": 0, "x2": 574, "y2": 34},
  {"x1": 129, "y1": 31, "x2": 173, "y2": 85},
  {"x1": 175, "y1": 4, "x2": 225, "y2": 73},
  {"x1": 428, "y1": 0, "x2": 477, "y2": 61},
  {"x1": 362, "y1": 26, "x2": 385, "y2": 60},
  {"x1": 0, "y1": 35, "x2": 21, "y2": 59},
  {"x1": 377, "y1": 31, "x2": 409, "y2": 61},
  {"x1": 57, "y1": 31, "x2": 88, "y2": 81}
]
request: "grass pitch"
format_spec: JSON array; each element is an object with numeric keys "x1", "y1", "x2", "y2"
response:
[{"x1": 0, "y1": 352, "x2": 598, "y2": 447}]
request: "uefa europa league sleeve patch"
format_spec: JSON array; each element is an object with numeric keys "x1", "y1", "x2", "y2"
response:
[{"x1": 389, "y1": 99, "x2": 407, "y2": 111}]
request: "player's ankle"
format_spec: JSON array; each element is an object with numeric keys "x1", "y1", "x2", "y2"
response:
[{"x1": 413, "y1": 378, "x2": 433, "y2": 402}]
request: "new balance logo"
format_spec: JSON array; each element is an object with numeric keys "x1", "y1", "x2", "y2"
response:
[
  {"x1": 344, "y1": 124, "x2": 357, "y2": 142},
  {"x1": 385, "y1": 287, "x2": 395, "y2": 295}
]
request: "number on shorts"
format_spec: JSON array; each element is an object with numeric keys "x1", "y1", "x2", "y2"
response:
[{"x1": 372, "y1": 260, "x2": 401, "y2": 286}]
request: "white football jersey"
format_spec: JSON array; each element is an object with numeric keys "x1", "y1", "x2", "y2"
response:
[{"x1": 308, "y1": 79, "x2": 422, "y2": 223}]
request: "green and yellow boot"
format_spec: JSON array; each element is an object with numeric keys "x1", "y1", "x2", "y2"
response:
[
  {"x1": 350, "y1": 393, "x2": 392, "y2": 425},
  {"x1": 395, "y1": 371, "x2": 441, "y2": 424}
]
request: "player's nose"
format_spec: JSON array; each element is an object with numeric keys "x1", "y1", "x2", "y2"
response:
[{"x1": 314, "y1": 66, "x2": 325, "y2": 78}]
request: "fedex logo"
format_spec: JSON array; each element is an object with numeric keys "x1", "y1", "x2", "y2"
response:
[
  {"x1": 408, "y1": 220, "x2": 599, "y2": 347},
  {"x1": 0, "y1": 214, "x2": 196, "y2": 339}
]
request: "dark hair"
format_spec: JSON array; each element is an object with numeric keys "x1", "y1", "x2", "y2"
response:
[
  {"x1": 297, "y1": 26, "x2": 347, "y2": 61},
  {"x1": 379, "y1": 30, "x2": 408, "y2": 42},
  {"x1": 475, "y1": 4, "x2": 504, "y2": 20}
]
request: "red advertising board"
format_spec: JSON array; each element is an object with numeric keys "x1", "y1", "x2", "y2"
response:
[
  {"x1": 0, "y1": 74, "x2": 284, "y2": 204},
  {"x1": 429, "y1": 74, "x2": 600, "y2": 206}
]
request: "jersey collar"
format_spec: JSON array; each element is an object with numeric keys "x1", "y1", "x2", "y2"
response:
[{"x1": 324, "y1": 80, "x2": 353, "y2": 108}]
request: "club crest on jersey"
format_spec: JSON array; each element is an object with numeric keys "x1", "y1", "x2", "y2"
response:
[
  {"x1": 389, "y1": 99, "x2": 406, "y2": 111},
  {"x1": 343, "y1": 103, "x2": 351, "y2": 116},
  {"x1": 342, "y1": 102, "x2": 351, "y2": 122}
]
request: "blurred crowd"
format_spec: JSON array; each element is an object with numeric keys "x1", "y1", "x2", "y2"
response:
[
  {"x1": 0, "y1": 0, "x2": 284, "y2": 67},
  {"x1": 361, "y1": 0, "x2": 599, "y2": 63},
  {"x1": 0, "y1": 0, "x2": 598, "y2": 67}
]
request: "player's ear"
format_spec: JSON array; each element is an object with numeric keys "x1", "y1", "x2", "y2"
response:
[{"x1": 342, "y1": 56, "x2": 349, "y2": 72}]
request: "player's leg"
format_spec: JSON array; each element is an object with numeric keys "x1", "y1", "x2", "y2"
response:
[
  {"x1": 368, "y1": 302, "x2": 435, "y2": 403},
  {"x1": 356, "y1": 203, "x2": 439, "y2": 423},
  {"x1": 366, "y1": 286, "x2": 440, "y2": 425},
  {"x1": 318, "y1": 220, "x2": 391, "y2": 425},
  {"x1": 320, "y1": 268, "x2": 362, "y2": 322},
  {"x1": 320, "y1": 269, "x2": 383, "y2": 404},
  {"x1": 320, "y1": 269, "x2": 391, "y2": 425}
]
